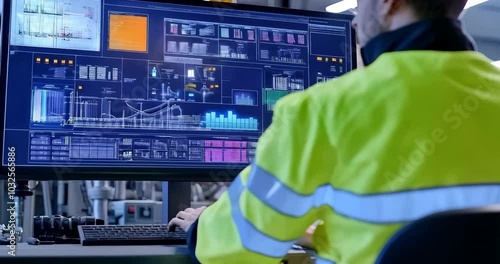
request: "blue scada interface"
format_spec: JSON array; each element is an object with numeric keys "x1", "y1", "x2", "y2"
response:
[{"x1": 2, "y1": 0, "x2": 353, "y2": 169}]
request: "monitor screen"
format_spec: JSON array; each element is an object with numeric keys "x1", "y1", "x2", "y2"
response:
[{"x1": 1, "y1": 0, "x2": 356, "y2": 180}]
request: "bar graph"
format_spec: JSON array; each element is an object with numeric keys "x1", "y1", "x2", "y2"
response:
[
  {"x1": 32, "y1": 89, "x2": 65, "y2": 123},
  {"x1": 204, "y1": 148, "x2": 248, "y2": 163},
  {"x1": 204, "y1": 111, "x2": 258, "y2": 131}
]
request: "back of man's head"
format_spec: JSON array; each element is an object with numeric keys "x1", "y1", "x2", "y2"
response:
[{"x1": 353, "y1": 0, "x2": 469, "y2": 47}]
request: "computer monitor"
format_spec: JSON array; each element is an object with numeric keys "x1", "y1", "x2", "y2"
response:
[{"x1": 0, "y1": 0, "x2": 356, "y2": 181}]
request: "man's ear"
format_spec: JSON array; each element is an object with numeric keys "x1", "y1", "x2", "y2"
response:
[
  {"x1": 383, "y1": 0, "x2": 404, "y2": 16},
  {"x1": 356, "y1": 44, "x2": 364, "y2": 68}
]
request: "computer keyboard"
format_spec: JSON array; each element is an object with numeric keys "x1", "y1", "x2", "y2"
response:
[{"x1": 78, "y1": 224, "x2": 187, "y2": 246}]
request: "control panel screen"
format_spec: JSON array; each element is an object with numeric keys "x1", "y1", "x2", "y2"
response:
[{"x1": 2, "y1": 0, "x2": 355, "y2": 169}]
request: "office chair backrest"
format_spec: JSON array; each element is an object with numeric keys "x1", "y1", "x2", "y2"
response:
[{"x1": 375, "y1": 205, "x2": 500, "y2": 264}]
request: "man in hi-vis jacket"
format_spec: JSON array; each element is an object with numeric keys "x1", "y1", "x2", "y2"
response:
[{"x1": 170, "y1": 0, "x2": 500, "y2": 263}]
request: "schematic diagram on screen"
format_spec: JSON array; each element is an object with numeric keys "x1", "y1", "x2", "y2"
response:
[
  {"x1": 64, "y1": 96, "x2": 260, "y2": 133},
  {"x1": 10, "y1": 0, "x2": 102, "y2": 51},
  {"x1": 148, "y1": 62, "x2": 184, "y2": 101},
  {"x1": 29, "y1": 54, "x2": 261, "y2": 133},
  {"x1": 184, "y1": 65, "x2": 222, "y2": 103}
]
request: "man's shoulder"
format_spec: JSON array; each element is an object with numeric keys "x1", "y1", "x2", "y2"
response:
[
  {"x1": 274, "y1": 50, "x2": 498, "y2": 121},
  {"x1": 275, "y1": 64, "x2": 393, "y2": 104},
  {"x1": 276, "y1": 50, "x2": 486, "y2": 111},
  {"x1": 305, "y1": 64, "x2": 400, "y2": 105},
  {"x1": 270, "y1": 68, "x2": 390, "y2": 126},
  {"x1": 304, "y1": 50, "x2": 484, "y2": 104}
]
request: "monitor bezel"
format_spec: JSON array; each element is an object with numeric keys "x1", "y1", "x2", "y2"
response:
[{"x1": 0, "y1": 0, "x2": 356, "y2": 181}]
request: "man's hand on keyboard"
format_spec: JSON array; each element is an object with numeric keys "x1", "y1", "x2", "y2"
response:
[{"x1": 168, "y1": 206, "x2": 207, "y2": 232}]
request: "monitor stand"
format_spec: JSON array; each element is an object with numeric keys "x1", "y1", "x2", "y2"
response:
[
  {"x1": 162, "y1": 182, "x2": 191, "y2": 224},
  {"x1": 13, "y1": 180, "x2": 35, "y2": 241}
]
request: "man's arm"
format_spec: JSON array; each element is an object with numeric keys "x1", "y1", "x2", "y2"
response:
[{"x1": 180, "y1": 89, "x2": 338, "y2": 263}]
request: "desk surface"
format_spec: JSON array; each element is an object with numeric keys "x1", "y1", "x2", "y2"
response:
[
  {"x1": 0, "y1": 244, "x2": 192, "y2": 264},
  {"x1": 0, "y1": 244, "x2": 312, "y2": 264}
]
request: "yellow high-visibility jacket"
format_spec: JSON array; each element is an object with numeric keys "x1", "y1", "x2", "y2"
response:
[{"x1": 191, "y1": 50, "x2": 500, "y2": 264}]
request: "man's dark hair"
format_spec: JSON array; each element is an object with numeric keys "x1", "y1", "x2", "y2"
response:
[{"x1": 407, "y1": 0, "x2": 468, "y2": 18}]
